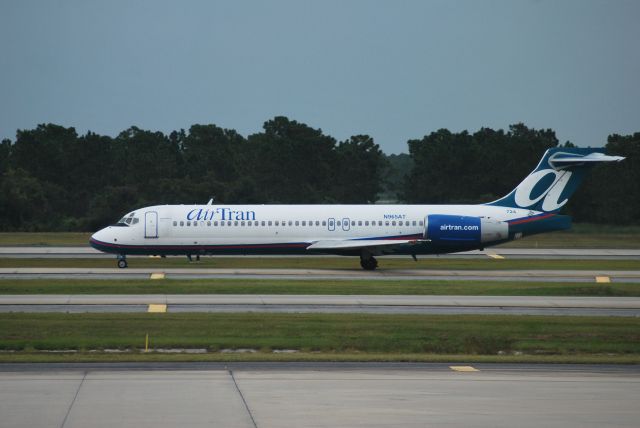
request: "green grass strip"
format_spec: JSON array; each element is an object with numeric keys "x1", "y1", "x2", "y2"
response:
[
  {"x1": 1, "y1": 313, "x2": 639, "y2": 357},
  {"x1": 1, "y1": 278, "x2": 640, "y2": 296},
  {"x1": 1, "y1": 257, "x2": 638, "y2": 270}
]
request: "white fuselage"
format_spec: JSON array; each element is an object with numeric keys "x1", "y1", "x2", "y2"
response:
[{"x1": 90, "y1": 203, "x2": 532, "y2": 255}]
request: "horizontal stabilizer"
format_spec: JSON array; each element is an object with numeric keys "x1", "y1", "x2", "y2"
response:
[
  {"x1": 549, "y1": 152, "x2": 625, "y2": 170},
  {"x1": 306, "y1": 239, "x2": 424, "y2": 251}
]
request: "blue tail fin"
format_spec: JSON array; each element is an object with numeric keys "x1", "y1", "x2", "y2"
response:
[{"x1": 487, "y1": 148, "x2": 624, "y2": 213}]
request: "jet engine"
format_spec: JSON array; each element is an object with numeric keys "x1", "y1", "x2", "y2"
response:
[{"x1": 424, "y1": 214, "x2": 508, "y2": 246}]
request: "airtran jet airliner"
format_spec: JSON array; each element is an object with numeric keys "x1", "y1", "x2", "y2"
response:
[{"x1": 90, "y1": 148, "x2": 624, "y2": 270}]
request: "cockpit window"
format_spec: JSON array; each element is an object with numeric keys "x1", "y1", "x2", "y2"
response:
[{"x1": 115, "y1": 212, "x2": 138, "y2": 227}]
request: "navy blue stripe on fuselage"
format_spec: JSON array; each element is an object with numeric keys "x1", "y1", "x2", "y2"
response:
[{"x1": 90, "y1": 233, "x2": 425, "y2": 255}]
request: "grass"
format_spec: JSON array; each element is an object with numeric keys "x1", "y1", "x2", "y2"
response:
[
  {"x1": 1, "y1": 278, "x2": 640, "y2": 296},
  {"x1": 0, "y1": 257, "x2": 639, "y2": 270},
  {"x1": 499, "y1": 223, "x2": 640, "y2": 249},
  {"x1": 0, "y1": 313, "x2": 638, "y2": 363},
  {"x1": 0, "y1": 232, "x2": 91, "y2": 246},
  {"x1": 1, "y1": 224, "x2": 640, "y2": 248}
]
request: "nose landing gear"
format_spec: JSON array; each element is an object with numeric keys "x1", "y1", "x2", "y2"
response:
[{"x1": 117, "y1": 255, "x2": 128, "y2": 269}]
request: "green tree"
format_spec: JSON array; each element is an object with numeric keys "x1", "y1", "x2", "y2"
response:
[
  {"x1": 247, "y1": 116, "x2": 338, "y2": 203},
  {"x1": 332, "y1": 135, "x2": 387, "y2": 203},
  {"x1": 403, "y1": 124, "x2": 558, "y2": 204},
  {"x1": 569, "y1": 133, "x2": 640, "y2": 224}
]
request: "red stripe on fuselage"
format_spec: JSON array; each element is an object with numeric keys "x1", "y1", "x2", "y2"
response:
[{"x1": 507, "y1": 213, "x2": 554, "y2": 225}]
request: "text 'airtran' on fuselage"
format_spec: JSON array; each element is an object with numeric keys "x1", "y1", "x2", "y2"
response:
[{"x1": 187, "y1": 208, "x2": 256, "y2": 221}]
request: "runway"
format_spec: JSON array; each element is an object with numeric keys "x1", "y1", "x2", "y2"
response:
[
  {"x1": 1, "y1": 246, "x2": 640, "y2": 259},
  {"x1": 0, "y1": 363, "x2": 638, "y2": 428},
  {"x1": 1, "y1": 294, "x2": 639, "y2": 316},
  {"x1": 2, "y1": 267, "x2": 640, "y2": 282}
]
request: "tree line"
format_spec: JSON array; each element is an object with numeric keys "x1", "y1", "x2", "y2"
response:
[{"x1": 0, "y1": 117, "x2": 637, "y2": 231}]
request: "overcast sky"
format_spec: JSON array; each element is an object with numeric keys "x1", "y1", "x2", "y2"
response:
[{"x1": 1, "y1": 0, "x2": 638, "y2": 154}]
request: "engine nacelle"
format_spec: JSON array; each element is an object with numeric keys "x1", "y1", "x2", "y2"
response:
[{"x1": 424, "y1": 214, "x2": 508, "y2": 246}]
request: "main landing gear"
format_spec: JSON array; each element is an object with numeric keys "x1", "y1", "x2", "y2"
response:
[
  {"x1": 360, "y1": 255, "x2": 378, "y2": 271},
  {"x1": 117, "y1": 254, "x2": 128, "y2": 269},
  {"x1": 187, "y1": 254, "x2": 201, "y2": 262}
]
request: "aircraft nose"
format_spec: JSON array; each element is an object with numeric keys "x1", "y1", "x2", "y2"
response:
[
  {"x1": 89, "y1": 228, "x2": 110, "y2": 248},
  {"x1": 90, "y1": 227, "x2": 121, "y2": 254}
]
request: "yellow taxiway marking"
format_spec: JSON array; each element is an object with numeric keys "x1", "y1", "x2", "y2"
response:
[
  {"x1": 148, "y1": 304, "x2": 167, "y2": 313},
  {"x1": 150, "y1": 272, "x2": 165, "y2": 280},
  {"x1": 595, "y1": 276, "x2": 611, "y2": 283},
  {"x1": 449, "y1": 366, "x2": 479, "y2": 372},
  {"x1": 487, "y1": 253, "x2": 505, "y2": 259}
]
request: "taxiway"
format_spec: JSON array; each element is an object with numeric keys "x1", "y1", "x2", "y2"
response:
[{"x1": 0, "y1": 363, "x2": 637, "y2": 428}]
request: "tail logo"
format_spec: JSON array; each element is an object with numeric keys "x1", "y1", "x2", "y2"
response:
[{"x1": 513, "y1": 169, "x2": 572, "y2": 211}]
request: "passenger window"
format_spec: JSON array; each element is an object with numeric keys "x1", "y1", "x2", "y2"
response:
[
  {"x1": 214, "y1": 221, "x2": 218, "y2": 226},
  {"x1": 227, "y1": 221, "x2": 232, "y2": 226},
  {"x1": 275, "y1": 221, "x2": 279, "y2": 226},
  {"x1": 288, "y1": 221, "x2": 292, "y2": 226},
  {"x1": 268, "y1": 221, "x2": 272, "y2": 226},
  {"x1": 412, "y1": 221, "x2": 417, "y2": 226},
  {"x1": 180, "y1": 221, "x2": 184, "y2": 226},
  {"x1": 194, "y1": 222, "x2": 198, "y2": 227},
  {"x1": 234, "y1": 221, "x2": 239, "y2": 226},
  {"x1": 207, "y1": 221, "x2": 211, "y2": 226},
  {"x1": 247, "y1": 221, "x2": 252, "y2": 226},
  {"x1": 315, "y1": 221, "x2": 320, "y2": 226},
  {"x1": 173, "y1": 221, "x2": 177, "y2": 226},
  {"x1": 419, "y1": 221, "x2": 424, "y2": 226},
  {"x1": 337, "y1": 221, "x2": 341, "y2": 226},
  {"x1": 302, "y1": 221, "x2": 306, "y2": 226},
  {"x1": 187, "y1": 221, "x2": 191, "y2": 226},
  {"x1": 241, "y1": 221, "x2": 245, "y2": 226},
  {"x1": 262, "y1": 221, "x2": 266, "y2": 226},
  {"x1": 392, "y1": 221, "x2": 397, "y2": 226},
  {"x1": 399, "y1": 221, "x2": 403, "y2": 226},
  {"x1": 351, "y1": 221, "x2": 355, "y2": 226},
  {"x1": 322, "y1": 221, "x2": 326, "y2": 226},
  {"x1": 365, "y1": 221, "x2": 369, "y2": 226},
  {"x1": 358, "y1": 221, "x2": 362, "y2": 226},
  {"x1": 295, "y1": 221, "x2": 299, "y2": 226},
  {"x1": 385, "y1": 221, "x2": 389, "y2": 226}
]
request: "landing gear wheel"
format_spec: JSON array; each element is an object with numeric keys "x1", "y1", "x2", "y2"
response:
[
  {"x1": 360, "y1": 256, "x2": 378, "y2": 271},
  {"x1": 117, "y1": 258, "x2": 128, "y2": 269}
]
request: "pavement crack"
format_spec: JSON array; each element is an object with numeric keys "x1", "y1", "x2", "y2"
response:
[
  {"x1": 229, "y1": 369, "x2": 258, "y2": 428},
  {"x1": 60, "y1": 370, "x2": 86, "y2": 428}
]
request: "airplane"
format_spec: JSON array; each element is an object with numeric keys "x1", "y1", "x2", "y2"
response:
[{"x1": 90, "y1": 147, "x2": 624, "y2": 270}]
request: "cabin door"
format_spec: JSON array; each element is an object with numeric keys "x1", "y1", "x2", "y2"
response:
[{"x1": 145, "y1": 211, "x2": 158, "y2": 238}]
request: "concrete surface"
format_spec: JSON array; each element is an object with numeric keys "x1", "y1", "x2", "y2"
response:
[
  {"x1": 1, "y1": 267, "x2": 639, "y2": 282},
  {"x1": 2, "y1": 246, "x2": 640, "y2": 259},
  {"x1": 0, "y1": 365, "x2": 638, "y2": 428},
  {"x1": 2, "y1": 294, "x2": 639, "y2": 307},
  {"x1": 2, "y1": 295, "x2": 639, "y2": 316}
]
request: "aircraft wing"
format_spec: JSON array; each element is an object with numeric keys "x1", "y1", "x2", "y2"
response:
[{"x1": 306, "y1": 239, "x2": 425, "y2": 253}]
